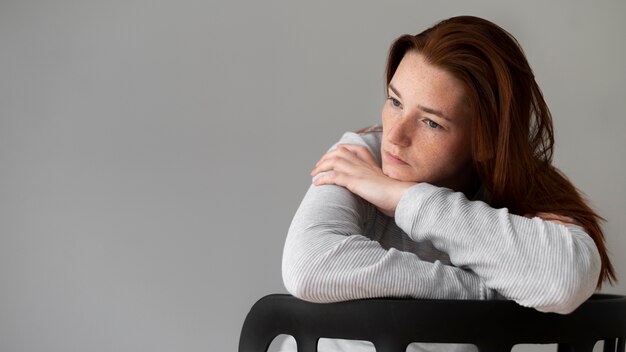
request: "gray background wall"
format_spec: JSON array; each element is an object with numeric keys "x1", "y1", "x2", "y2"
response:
[{"x1": 1, "y1": 1, "x2": 624, "y2": 351}]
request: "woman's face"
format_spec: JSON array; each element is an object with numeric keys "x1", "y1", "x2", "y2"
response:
[{"x1": 381, "y1": 51, "x2": 475, "y2": 192}]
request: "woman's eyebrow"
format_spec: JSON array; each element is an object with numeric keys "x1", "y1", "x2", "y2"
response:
[
  {"x1": 388, "y1": 84, "x2": 403, "y2": 99},
  {"x1": 389, "y1": 83, "x2": 451, "y2": 122},
  {"x1": 418, "y1": 105, "x2": 451, "y2": 122}
]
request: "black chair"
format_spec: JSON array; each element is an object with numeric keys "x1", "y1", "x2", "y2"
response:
[{"x1": 239, "y1": 293, "x2": 626, "y2": 352}]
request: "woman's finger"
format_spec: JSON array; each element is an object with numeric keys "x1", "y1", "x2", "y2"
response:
[
  {"x1": 535, "y1": 212, "x2": 574, "y2": 223},
  {"x1": 311, "y1": 153, "x2": 353, "y2": 176},
  {"x1": 312, "y1": 147, "x2": 365, "y2": 174},
  {"x1": 315, "y1": 146, "x2": 356, "y2": 166},
  {"x1": 313, "y1": 168, "x2": 348, "y2": 187},
  {"x1": 337, "y1": 144, "x2": 377, "y2": 165},
  {"x1": 526, "y1": 212, "x2": 576, "y2": 226}
]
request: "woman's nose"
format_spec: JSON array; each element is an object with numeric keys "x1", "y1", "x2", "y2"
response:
[{"x1": 388, "y1": 117, "x2": 412, "y2": 147}]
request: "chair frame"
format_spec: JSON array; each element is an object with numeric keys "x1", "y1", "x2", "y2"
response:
[{"x1": 239, "y1": 293, "x2": 626, "y2": 352}]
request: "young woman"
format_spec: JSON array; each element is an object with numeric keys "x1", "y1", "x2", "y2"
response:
[{"x1": 279, "y1": 15, "x2": 615, "y2": 352}]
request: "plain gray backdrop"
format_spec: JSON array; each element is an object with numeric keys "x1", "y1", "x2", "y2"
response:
[{"x1": 1, "y1": 1, "x2": 625, "y2": 351}]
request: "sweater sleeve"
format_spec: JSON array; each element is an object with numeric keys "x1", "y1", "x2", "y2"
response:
[
  {"x1": 394, "y1": 183, "x2": 602, "y2": 314},
  {"x1": 282, "y1": 183, "x2": 495, "y2": 303},
  {"x1": 282, "y1": 134, "x2": 495, "y2": 303}
]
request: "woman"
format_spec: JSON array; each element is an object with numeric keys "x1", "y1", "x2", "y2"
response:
[{"x1": 279, "y1": 15, "x2": 615, "y2": 352}]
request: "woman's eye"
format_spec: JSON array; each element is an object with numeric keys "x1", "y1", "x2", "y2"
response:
[
  {"x1": 389, "y1": 97, "x2": 401, "y2": 107},
  {"x1": 426, "y1": 119, "x2": 441, "y2": 129}
]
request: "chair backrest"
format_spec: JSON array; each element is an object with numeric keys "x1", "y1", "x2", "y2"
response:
[{"x1": 239, "y1": 293, "x2": 626, "y2": 352}]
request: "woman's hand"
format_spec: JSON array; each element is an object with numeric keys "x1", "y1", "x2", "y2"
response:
[
  {"x1": 310, "y1": 144, "x2": 416, "y2": 217},
  {"x1": 525, "y1": 212, "x2": 577, "y2": 226}
]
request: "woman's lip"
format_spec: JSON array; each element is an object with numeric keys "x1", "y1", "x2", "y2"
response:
[{"x1": 385, "y1": 151, "x2": 408, "y2": 165}]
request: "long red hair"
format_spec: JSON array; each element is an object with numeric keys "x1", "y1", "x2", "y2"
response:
[{"x1": 381, "y1": 16, "x2": 615, "y2": 287}]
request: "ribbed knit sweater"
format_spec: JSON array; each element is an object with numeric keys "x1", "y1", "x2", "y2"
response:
[{"x1": 278, "y1": 129, "x2": 601, "y2": 352}]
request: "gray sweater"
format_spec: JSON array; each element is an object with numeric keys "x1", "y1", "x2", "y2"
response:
[{"x1": 278, "y1": 130, "x2": 600, "y2": 351}]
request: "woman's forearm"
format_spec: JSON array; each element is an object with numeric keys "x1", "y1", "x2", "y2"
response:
[
  {"x1": 395, "y1": 183, "x2": 601, "y2": 314},
  {"x1": 282, "y1": 183, "x2": 495, "y2": 303}
]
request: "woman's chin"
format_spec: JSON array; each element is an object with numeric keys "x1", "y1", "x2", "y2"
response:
[{"x1": 382, "y1": 165, "x2": 414, "y2": 182}]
